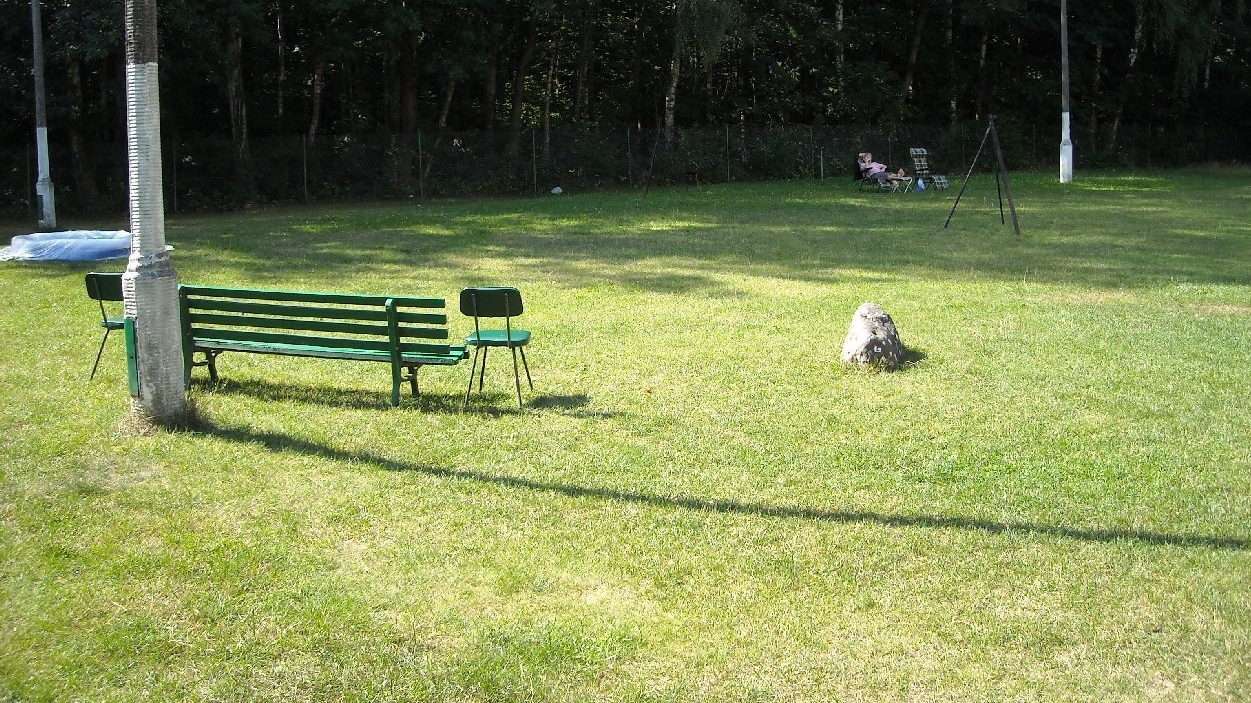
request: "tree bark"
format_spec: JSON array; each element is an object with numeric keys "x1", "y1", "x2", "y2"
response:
[
  {"x1": 834, "y1": 0, "x2": 845, "y2": 95},
  {"x1": 1108, "y1": 5, "x2": 1145, "y2": 150},
  {"x1": 946, "y1": 0, "x2": 956, "y2": 130},
  {"x1": 507, "y1": 13, "x2": 540, "y2": 156},
  {"x1": 308, "y1": 62, "x2": 325, "y2": 144},
  {"x1": 226, "y1": 16, "x2": 256, "y2": 197},
  {"x1": 901, "y1": 9, "x2": 927, "y2": 106},
  {"x1": 392, "y1": 29, "x2": 421, "y2": 186},
  {"x1": 421, "y1": 82, "x2": 456, "y2": 180},
  {"x1": 484, "y1": 20, "x2": 504, "y2": 130},
  {"x1": 274, "y1": 0, "x2": 285, "y2": 126},
  {"x1": 663, "y1": 0, "x2": 688, "y2": 148},
  {"x1": 974, "y1": 26, "x2": 989, "y2": 122},
  {"x1": 573, "y1": 7, "x2": 597, "y2": 122},
  {"x1": 1090, "y1": 40, "x2": 1103, "y2": 149},
  {"x1": 67, "y1": 59, "x2": 101, "y2": 210},
  {"x1": 542, "y1": 38, "x2": 556, "y2": 162}
]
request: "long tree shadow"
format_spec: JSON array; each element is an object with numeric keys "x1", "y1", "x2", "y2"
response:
[
  {"x1": 198, "y1": 377, "x2": 617, "y2": 417},
  {"x1": 159, "y1": 174, "x2": 1251, "y2": 294},
  {"x1": 201, "y1": 419, "x2": 1250, "y2": 552}
]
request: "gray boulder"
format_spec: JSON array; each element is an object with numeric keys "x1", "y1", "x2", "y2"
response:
[{"x1": 841, "y1": 303, "x2": 904, "y2": 370}]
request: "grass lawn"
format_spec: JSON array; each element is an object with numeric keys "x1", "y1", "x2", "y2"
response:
[{"x1": 2, "y1": 169, "x2": 1250, "y2": 702}]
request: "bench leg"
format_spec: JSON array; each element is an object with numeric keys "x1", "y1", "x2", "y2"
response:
[
  {"x1": 204, "y1": 351, "x2": 220, "y2": 382},
  {"x1": 186, "y1": 349, "x2": 221, "y2": 384},
  {"x1": 404, "y1": 364, "x2": 421, "y2": 397}
]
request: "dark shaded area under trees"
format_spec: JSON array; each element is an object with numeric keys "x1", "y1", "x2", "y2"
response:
[{"x1": 2, "y1": 0, "x2": 1248, "y2": 215}]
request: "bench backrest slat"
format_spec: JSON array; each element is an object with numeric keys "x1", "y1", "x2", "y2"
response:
[
  {"x1": 199, "y1": 328, "x2": 396, "y2": 352},
  {"x1": 188, "y1": 311, "x2": 390, "y2": 337},
  {"x1": 180, "y1": 285, "x2": 455, "y2": 349},
  {"x1": 180, "y1": 285, "x2": 445, "y2": 309},
  {"x1": 185, "y1": 297, "x2": 446, "y2": 324},
  {"x1": 188, "y1": 310, "x2": 451, "y2": 341}
]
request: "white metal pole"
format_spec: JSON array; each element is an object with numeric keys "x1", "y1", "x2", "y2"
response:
[
  {"x1": 31, "y1": 0, "x2": 56, "y2": 229},
  {"x1": 1059, "y1": 0, "x2": 1074, "y2": 183}
]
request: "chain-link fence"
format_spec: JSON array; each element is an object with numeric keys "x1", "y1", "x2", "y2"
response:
[{"x1": 1, "y1": 120, "x2": 1245, "y2": 218}]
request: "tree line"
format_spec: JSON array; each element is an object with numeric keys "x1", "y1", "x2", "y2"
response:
[{"x1": 2, "y1": 0, "x2": 1248, "y2": 212}]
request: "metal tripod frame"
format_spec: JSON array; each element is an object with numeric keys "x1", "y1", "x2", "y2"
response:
[{"x1": 944, "y1": 115, "x2": 1021, "y2": 236}]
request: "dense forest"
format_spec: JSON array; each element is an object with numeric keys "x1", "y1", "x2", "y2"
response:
[{"x1": 2, "y1": 0, "x2": 1249, "y2": 213}]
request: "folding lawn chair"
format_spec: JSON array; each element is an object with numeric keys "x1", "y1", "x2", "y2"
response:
[{"x1": 908, "y1": 148, "x2": 950, "y2": 191}]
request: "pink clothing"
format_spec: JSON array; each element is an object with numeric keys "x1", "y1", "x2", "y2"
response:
[{"x1": 863, "y1": 160, "x2": 888, "y2": 176}]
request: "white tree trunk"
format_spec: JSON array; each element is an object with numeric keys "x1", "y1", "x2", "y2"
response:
[{"x1": 124, "y1": 0, "x2": 187, "y2": 424}]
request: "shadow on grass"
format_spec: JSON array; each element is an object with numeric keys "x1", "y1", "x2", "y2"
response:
[
  {"x1": 201, "y1": 419, "x2": 1250, "y2": 552},
  {"x1": 158, "y1": 174, "x2": 1251, "y2": 294},
  {"x1": 196, "y1": 378, "x2": 617, "y2": 417}
]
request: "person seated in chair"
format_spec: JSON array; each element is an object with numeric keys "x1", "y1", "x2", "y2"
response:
[{"x1": 859, "y1": 152, "x2": 908, "y2": 186}]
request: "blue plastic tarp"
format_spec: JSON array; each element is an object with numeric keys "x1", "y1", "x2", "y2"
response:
[{"x1": 0, "y1": 230, "x2": 132, "y2": 262}]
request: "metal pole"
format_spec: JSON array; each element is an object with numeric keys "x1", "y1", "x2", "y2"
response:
[
  {"x1": 944, "y1": 121, "x2": 992, "y2": 229},
  {"x1": 1059, "y1": 0, "x2": 1074, "y2": 183},
  {"x1": 31, "y1": 0, "x2": 56, "y2": 229},
  {"x1": 989, "y1": 117, "x2": 1022, "y2": 235}
]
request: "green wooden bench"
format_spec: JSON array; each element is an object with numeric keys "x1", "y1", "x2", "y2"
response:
[{"x1": 179, "y1": 285, "x2": 467, "y2": 406}]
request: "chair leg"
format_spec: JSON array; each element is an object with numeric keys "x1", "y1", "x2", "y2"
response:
[
  {"x1": 90, "y1": 330, "x2": 111, "y2": 380},
  {"x1": 519, "y1": 346, "x2": 533, "y2": 390},
  {"x1": 463, "y1": 346, "x2": 481, "y2": 409},
  {"x1": 511, "y1": 347, "x2": 523, "y2": 408},
  {"x1": 478, "y1": 347, "x2": 488, "y2": 391}
]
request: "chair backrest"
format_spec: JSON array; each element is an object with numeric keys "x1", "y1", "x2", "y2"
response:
[
  {"x1": 460, "y1": 287, "x2": 524, "y2": 319},
  {"x1": 86, "y1": 272, "x2": 124, "y2": 303},
  {"x1": 853, "y1": 153, "x2": 870, "y2": 181},
  {"x1": 909, "y1": 148, "x2": 931, "y2": 172}
]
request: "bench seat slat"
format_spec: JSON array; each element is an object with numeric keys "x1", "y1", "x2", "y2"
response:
[{"x1": 195, "y1": 338, "x2": 465, "y2": 365}]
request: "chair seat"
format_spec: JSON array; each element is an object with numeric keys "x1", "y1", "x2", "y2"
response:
[{"x1": 466, "y1": 329, "x2": 530, "y2": 347}]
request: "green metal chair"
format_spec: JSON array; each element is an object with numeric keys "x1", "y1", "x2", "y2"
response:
[
  {"x1": 460, "y1": 287, "x2": 532, "y2": 409},
  {"x1": 85, "y1": 272, "x2": 126, "y2": 380}
]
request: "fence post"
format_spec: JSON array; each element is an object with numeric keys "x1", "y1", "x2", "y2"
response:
[
  {"x1": 627, "y1": 128, "x2": 633, "y2": 186},
  {"x1": 531, "y1": 129, "x2": 538, "y2": 197},
  {"x1": 417, "y1": 130, "x2": 424, "y2": 199},
  {"x1": 302, "y1": 134, "x2": 309, "y2": 204},
  {"x1": 725, "y1": 125, "x2": 731, "y2": 183},
  {"x1": 169, "y1": 137, "x2": 177, "y2": 213}
]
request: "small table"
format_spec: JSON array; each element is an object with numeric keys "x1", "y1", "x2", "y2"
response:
[{"x1": 891, "y1": 176, "x2": 914, "y2": 193}]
